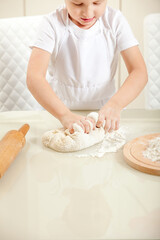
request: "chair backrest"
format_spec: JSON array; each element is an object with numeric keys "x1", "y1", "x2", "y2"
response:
[
  {"x1": 144, "y1": 13, "x2": 160, "y2": 109},
  {"x1": 0, "y1": 15, "x2": 44, "y2": 111}
]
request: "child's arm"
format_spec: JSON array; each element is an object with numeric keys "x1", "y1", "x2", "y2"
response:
[
  {"x1": 27, "y1": 48, "x2": 95, "y2": 133},
  {"x1": 97, "y1": 46, "x2": 148, "y2": 132}
]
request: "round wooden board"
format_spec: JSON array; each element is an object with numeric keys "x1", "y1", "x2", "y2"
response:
[{"x1": 123, "y1": 133, "x2": 160, "y2": 176}]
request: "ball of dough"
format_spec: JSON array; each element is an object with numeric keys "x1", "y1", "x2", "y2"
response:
[{"x1": 42, "y1": 112, "x2": 105, "y2": 152}]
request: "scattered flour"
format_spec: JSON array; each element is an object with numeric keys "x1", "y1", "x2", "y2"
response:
[
  {"x1": 75, "y1": 126, "x2": 127, "y2": 158},
  {"x1": 143, "y1": 137, "x2": 160, "y2": 162}
]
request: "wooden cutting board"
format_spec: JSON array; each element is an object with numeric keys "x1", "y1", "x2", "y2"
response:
[{"x1": 123, "y1": 133, "x2": 160, "y2": 176}]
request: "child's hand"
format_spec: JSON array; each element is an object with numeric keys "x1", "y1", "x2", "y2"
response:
[
  {"x1": 97, "y1": 101, "x2": 121, "y2": 133},
  {"x1": 59, "y1": 112, "x2": 96, "y2": 134}
]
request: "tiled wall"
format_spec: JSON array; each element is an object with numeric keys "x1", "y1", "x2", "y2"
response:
[{"x1": 1, "y1": 0, "x2": 160, "y2": 109}]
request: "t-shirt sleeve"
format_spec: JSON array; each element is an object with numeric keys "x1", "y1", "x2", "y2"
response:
[
  {"x1": 114, "y1": 10, "x2": 139, "y2": 52},
  {"x1": 30, "y1": 15, "x2": 55, "y2": 54}
]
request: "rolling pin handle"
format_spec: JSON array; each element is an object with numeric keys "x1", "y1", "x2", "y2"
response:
[{"x1": 18, "y1": 124, "x2": 30, "y2": 136}]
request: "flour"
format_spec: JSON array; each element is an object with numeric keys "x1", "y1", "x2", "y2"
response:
[
  {"x1": 143, "y1": 137, "x2": 160, "y2": 162},
  {"x1": 76, "y1": 126, "x2": 127, "y2": 158}
]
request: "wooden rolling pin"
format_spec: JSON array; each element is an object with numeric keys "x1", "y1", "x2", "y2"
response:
[{"x1": 0, "y1": 124, "x2": 30, "y2": 178}]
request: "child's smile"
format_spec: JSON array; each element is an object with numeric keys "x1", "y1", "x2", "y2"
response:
[
  {"x1": 81, "y1": 17, "x2": 95, "y2": 22},
  {"x1": 65, "y1": 0, "x2": 107, "y2": 29}
]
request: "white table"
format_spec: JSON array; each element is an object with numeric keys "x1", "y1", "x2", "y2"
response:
[{"x1": 0, "y1": 109, "x2": 160, "y2": 240}]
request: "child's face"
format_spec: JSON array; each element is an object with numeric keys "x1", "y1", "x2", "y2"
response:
[{"x1": 65, "y1": 0, "x2": 107, "y2": 29}]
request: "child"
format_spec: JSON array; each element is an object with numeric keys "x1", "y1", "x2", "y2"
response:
[{"x1": 27, "y1": 0, "x2": 148, "y2": 134}]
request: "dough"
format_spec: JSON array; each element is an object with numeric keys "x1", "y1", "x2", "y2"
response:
[{"x1": 42, "y1": 112, "x2": 105, "y2": 152}]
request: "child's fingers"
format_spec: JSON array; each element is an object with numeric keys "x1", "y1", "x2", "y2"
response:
[
  {"x1": 78, "y1": 121, "x2": 86, "y2": 132},
  {"x1": 87, "y1": 117, "x2": 96, "y2": 130},
  {"x1": 69, "y1": 121, "x2": 85, "y2": 133},
  {"x1": 115, "y1": 120, "x2": 119, "y2": 130},
  {"x1": 109, "y1": 120, "x2": 116, "y2": 132},
  {"x1": 104, "y1": 119, "x2": 111, "y2": 132},
  {"x1": 80, "y1": 119, "x2": 91, "y2": 134},
  {"x1": 96, "y1": 114, "x2": 105, "y2": 128},
  {"x1": 69, "y1": 127, "x2": 74, "y2": 134},
  {"x1": 105, "y1": 119, "x2": 119, "y2": 133}
]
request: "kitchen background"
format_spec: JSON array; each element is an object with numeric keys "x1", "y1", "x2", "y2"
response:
[{"x1": 0, "y1": 0, "x2": 160, "y2": 109}]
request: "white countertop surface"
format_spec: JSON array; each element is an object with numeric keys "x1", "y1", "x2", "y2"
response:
[{"x1": 0, "y1": 109, "x2": 160, "y2": 240}]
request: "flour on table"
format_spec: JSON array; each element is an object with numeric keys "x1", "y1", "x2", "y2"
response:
[
  {"x1": 143, "y1": 137, "x2": 160, "y2": 162},
  {"x1": 76, "y1": 126, "x2": 127, "y2": 158},
  {"x1": 42, "y1": 112, "x2": 127, "y2": 156}
]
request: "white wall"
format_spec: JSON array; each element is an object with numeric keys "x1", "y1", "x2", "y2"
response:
[
  {"x1": 0, "y1": 0, "x2": 120, "y2": 17},
  {"x1": 0, "y1": 0, "x2": 160, "y2": 109},
  {"x1": 0, "y1": 0, "x2": 24, "y2": 18}
]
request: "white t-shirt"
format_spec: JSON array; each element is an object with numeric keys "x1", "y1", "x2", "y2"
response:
[{"x1": 31, "y1": 5, "x2": 138, "y2": 110}]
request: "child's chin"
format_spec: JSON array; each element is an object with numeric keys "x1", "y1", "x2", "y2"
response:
[{"x1": 79, "y1": 20, "x2": 96, "y2": 28}]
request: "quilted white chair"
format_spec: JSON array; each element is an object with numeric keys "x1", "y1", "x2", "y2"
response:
[
  {"x1": 144, "y1": 13, "x2": 160, "y2": 109},
  {"x1": 0, "y1": 15, "x2": 44, "y2": 111}
]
